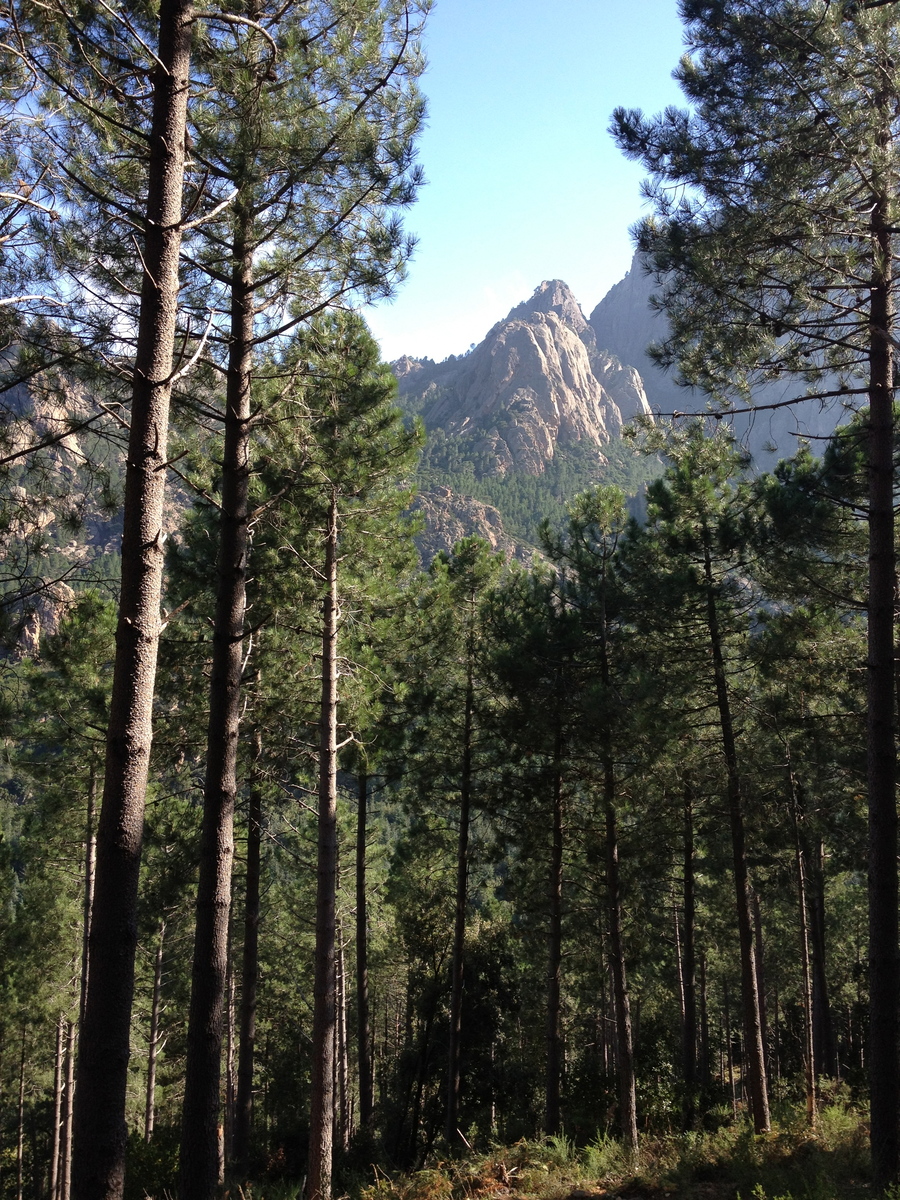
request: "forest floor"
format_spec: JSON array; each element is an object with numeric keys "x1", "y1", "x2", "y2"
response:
[{"x1": 353, "y1": 1104, "x2": 876, "y2": 1200}]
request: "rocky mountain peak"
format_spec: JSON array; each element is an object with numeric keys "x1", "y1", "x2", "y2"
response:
[{"x1": 505, "y1": 279, "x2": 589, "y2": 335}]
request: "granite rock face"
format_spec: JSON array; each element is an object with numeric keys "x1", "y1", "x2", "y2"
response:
[
  {"x1": 412, "y1": 486, "x2": 529, "y2": 564},
  {"x1": 395, "y1": 280, "x2": 652, "y2": 477},
  {"x1": 589, "y1": 255, "x2": 851, "y2": 465}
]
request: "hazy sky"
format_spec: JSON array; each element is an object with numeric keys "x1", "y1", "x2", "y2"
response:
[{"x1": 365, "y1": 1, "x2": 688, "y2": 363}]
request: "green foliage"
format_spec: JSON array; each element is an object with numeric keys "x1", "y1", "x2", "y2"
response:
[{"x1": 418, "y1": 432, "x2": 657, "y2": 546}]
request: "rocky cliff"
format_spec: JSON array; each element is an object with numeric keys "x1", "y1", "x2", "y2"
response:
[
  {"x1": 395, "y1": 280, "x2": 657, "y2": 560},
  {"x1": 396, "y1": 280, "x2": 652, "y2": 477},
  {"x1": 589, "y1": 256, "x2": 849, "y2": 464}
]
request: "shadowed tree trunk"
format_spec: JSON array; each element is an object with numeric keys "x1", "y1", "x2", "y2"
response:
[
  {"x1": 179, "y1": 223, "x2": 253, "y2": 1200},
  {"x1": 62, "y1": 1024, "x2": 75, "y2": 1200},
  {"x1": 544, "y1": 724, "x2": 564, "y2": 1137},
  {"x1": 71, "y1": 2, "x2": 193, "y2": 1195},
  {"x1": 234, "y1": 736, "x2": 263, "y2": 1170},
  {"x1": 866, "y1": 141, "x2": 898, "y2": 1189},
  {"x1": 308, "y1": 489, "x2": 340, "y2": 1200},
  {"x1": 356, "y1": 767, "x2": 374, "y2": 1130},
  {"x1": 789, "y1": 769, "x2": 816, "y2": 1127},
  {"x1": 808, "y1": 837, "x2": 837, "y2": 1079},
  {"x1": 605, "y1": 769, "x2": 637, "y2": 1154},
  {"x1": 79, "y1": 770, "x2": 96, "y2": 1034},
  {"x1": 50, "y1": 1019, "x2": 63, "y2": 1200},
  {"x1": 445, "y1": 648, "x2": 474, "y2": 1146},
  {"x1": 145, "y1": 923, "x2": 165, "y2": 1144},
  {"x1": 681, "y1": 780, "x2": 697, "y2": 1128},
  {"x1": 702, "y1": 537, "x2": 769, "y2": 1133}
]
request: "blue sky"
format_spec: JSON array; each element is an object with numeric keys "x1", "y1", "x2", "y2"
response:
[{"x1": 365, "y1": 0, "x2": 688, "y2": 363}]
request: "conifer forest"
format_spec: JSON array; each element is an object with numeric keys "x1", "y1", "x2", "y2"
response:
[{"x1": 6, "y1": 2, "x2": 900, "y2": 1199}]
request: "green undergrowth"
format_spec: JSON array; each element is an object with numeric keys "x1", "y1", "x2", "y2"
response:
[{"x1": 353, "y1": 1104, "x2": 872, "y2": 1200}]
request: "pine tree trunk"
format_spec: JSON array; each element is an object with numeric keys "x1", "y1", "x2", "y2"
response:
[
  {"x1": 604, "y1": 769, "x2": 638, "y2": 1154},
  {"x1": 179, "y1": 226, "x2": 254, "y2": 1200},
  {"x1": 445, "y1": 650, "x2": 474, "y2": 1146},
  {"x1": 867, "y1": 167, "x2": 898, "y2": 1191},
  {"x1": 356, "y1": 769, "x2": 374, "y2": 1130},
  {"x1": 79, "y1": 770, "x2": 96, "y2": 1035},
  {"x1": 723, "y1": 980, "x2": 736, "y2": 1117},
  {"x1": 699, "y1": 953, "x2": 710, "y2": 1093},
  {"x1": 702, "y1": 540, "x2": 770, "y2": 1133},
  {"x1": 334, "y1": 922, "x2": 350, "y2": 1153},
  {"x1": 145, "y1": 923, "x2": 165, "y2": 1144},
  {"x1": 809, "y1": 837, "x2": 837, "y2": 1079},
  {"x1": 51, "y1": 1019, "x2": 64, "y2": 1200},
  {"x1": 790, "y1": 773, "x2": 816, "y2": 1127},
  {"x1": 308, "y1": 489, "x2": 340, "y2": 1200},
  {"x1": 544, "y1": 729, "x2": 564, "y2": 1137},
  {"x1": 16, "y1": 1027, "x2": 24, "y2": 1200},
  {"x1": 752, "y1": 891, "x2": 768, "y2": 1078},
  {"x1": 681, "y1": 781, "x2": 697, "y2": 1127},
  {"x1": 62, "y1": 1024, "x2": 75, "y2": 1200},
  {"x1": 234, "y1": 742, "x2": 263, "y2": 1171},
  {"x1": 72, "y1": 3, "x2": 193, "y2": 1195},
  {"x1": 225, "y1": 941, "x2": 236, "y2": 1163}
]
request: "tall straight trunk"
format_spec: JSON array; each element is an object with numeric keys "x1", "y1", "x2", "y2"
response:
[
  {"x1": 808, "y1": 837, "x2": 837, "y2": 1078},
  {"x1": 145, "y1": 923, "x2": 165, "y2": 1144},
  {"x1": 544, "y1": 727, "x2": 564, "y2": 1137},
  {"x1": 724, "y1": 980, "x2": 736, "y2": 1117},
  {"x1": 867, "y1": 145, "x2": 898, "y2": 1187},
  {"x1": 62, "y1": 1025, "x2": 75, "y2": 1200},
  {"x1": 234, "y1": 742, "x2": 263, "y2": 1170},
  {"x1": 699, "y1": 953, "x2": 710, "y2": 1091},
  {"x1": 356, "y1": 768, "x2": 374, "y2": 1130},
  {"x1": 604, "y1": 771, "x2": 638, "y2": 1153},
  {"x1": 72, "y1": 3, "x2": 193, "y2": 1195},
  {"x1": 179, "y1": 225, "x2": 254, "y2": 1200},
  {"x1": 789, "y1": 773, "x2": 816, "y2": 1127},
  {"x1": 702, "y1": 540, "x2": 769, "y2": 1133},
  {"x1": 681, "y1": 781, "x2": 697, "y2": 1127},
  {"x1": 594, "y1": 567, "x2": 636, "y2": 1151},
  {"x1": 51, "y1": 1019, "x2": 64, "y2": 1200},
  {"x1": 225, "y1": 940, "x2": 236, "y2": 1163},
  {"x1": 79, "y1": 770, "x2": 96, "y2": 1035},
  {"x1": 16, "y1": 1028, "x2": 24, "y2": 1200},
  {"x1": 445, "y1": 649, "x2": 475, "y2": 1146},
  {"x1": 336, "y1": 926, "x2": 350, "y2": 1153},
  {"x1": 752, "y1": 891, "x2": 768, "y2": 1080},
  {"x1": 308, "y1": 489, "x2": 340, "y2": 1200}
]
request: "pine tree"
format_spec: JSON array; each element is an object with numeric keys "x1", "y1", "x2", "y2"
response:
[{"x1": 613, "y1": 4, "x2": 900, "y2": 1176}]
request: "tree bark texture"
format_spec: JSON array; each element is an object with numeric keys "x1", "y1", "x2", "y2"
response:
[
  {"x1": 179, "y1": 228, "x2": 254, "y2": 1200},
  {"x1": 234, "y1": 746, "x2": 263, "y2": 1170},
  {"x1": 867, "y1": 173, "x2": 898, "y2": 1193},
  {"x1": 308, "y1": 489, "x2": 340, "y2": 1200},
  {"x1": 356, "y1": 768, "x2": 374, "y2": 1130},
  {"x1": 72, "y1": 2, "x2": 193, "y2": 1195},
  {"x1": 702, "y1": 540, "x2": 770, "y2": 1133}
]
